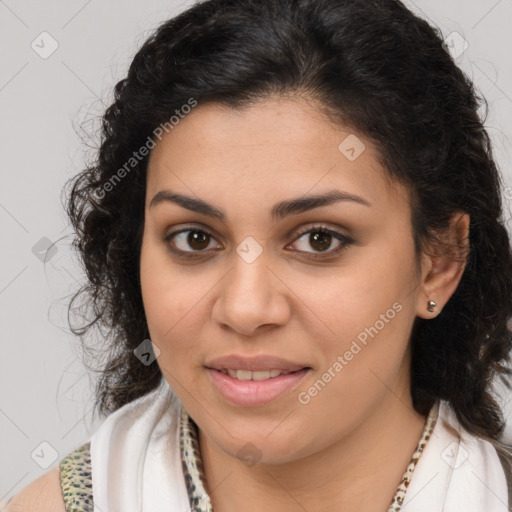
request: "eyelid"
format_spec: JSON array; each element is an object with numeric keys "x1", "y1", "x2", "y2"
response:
[{"x1": 162, "y1": 222, "x2": 222, "y2": 244}]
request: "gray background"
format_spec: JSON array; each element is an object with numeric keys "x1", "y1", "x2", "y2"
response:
[{"x1": 1, "y1": 0, "x2": 511, "y2": 503}]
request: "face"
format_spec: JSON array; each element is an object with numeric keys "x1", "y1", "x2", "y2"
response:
[{"x1": 140, "y1": 96, "x2": 426, "y2": 465}]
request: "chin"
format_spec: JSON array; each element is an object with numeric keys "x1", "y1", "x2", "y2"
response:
[{"x1": 214, "y1": 431, "x2": 306, "y2": 467}]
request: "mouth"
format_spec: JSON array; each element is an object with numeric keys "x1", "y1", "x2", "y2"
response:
[
  {"x1": 205, "y1": 366, "x2": 312, "y2": 407},
  {"x1": 211, "y1": 367, "x2": 310, "y2": 381}
]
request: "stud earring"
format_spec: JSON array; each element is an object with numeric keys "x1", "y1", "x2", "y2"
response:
[{"x1": 427, "y1": 300, "x2": 436, "y2": 312}]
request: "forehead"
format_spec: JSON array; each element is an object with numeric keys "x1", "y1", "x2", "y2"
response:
[{"x1": 145, "y1": 97, "x2": 410, "y2": 217}]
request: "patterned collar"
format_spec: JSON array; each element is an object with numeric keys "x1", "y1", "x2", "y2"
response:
[{"x1": 179, "y1": 402, "x2": 439, "y2": 512}]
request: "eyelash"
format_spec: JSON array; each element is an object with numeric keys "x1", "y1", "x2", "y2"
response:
[{"x1": 162, "y1": 223, "x2": 355, "y2": 260}]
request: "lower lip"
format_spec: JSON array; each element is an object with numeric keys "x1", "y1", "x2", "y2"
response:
[{"x1": 206, "y1": 368, "x2": 310, "y2": 407}]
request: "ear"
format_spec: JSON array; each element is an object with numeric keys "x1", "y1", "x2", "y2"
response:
[{"x1": 415, "y1": 212, "x2": 470, "y2": 319}]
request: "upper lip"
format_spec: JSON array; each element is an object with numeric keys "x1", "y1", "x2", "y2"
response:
[{"x1": 205, "y1": 355, "x2": 310, "y2": 372}]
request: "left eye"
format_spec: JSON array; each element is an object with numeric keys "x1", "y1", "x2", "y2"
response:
[{"x1": 288, "y1": 226, "x2": 354, "y2": 256}]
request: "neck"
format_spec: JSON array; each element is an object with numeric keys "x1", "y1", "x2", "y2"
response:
[{"x1": 198, "y1": 389, "x2": 428, "y2": 512}]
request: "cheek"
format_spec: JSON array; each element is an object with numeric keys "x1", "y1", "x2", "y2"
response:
[
  {"x1": 140, "y1": 239, "x2": 187, "y2": 341},
  {"x1": 308, "y1": 260, "x2": 409, "y2": 337},
  {"x1": 309, "y1": 241, "x2": 417, "y2": 371},
  {"x1": 140, "y1": 238, "x2": 212, "y2": 374}
]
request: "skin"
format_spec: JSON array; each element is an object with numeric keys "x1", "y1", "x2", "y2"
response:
[{"x1": 140, "y1": 95, "x2": 469, "y2": 512}]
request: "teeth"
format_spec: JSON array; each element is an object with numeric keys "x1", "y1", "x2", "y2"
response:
[{"x1": 225, "y1": 369, "x2": 293, "y2": 380}]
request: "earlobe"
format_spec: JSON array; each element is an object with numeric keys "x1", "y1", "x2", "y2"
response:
[{"x1": 416, "y1": 212, "x2": 470, "y2": 319}]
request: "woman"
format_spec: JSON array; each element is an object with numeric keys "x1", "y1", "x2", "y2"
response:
[{"x1": 5, "y1": 0, "x2": 512, "y2": 510}]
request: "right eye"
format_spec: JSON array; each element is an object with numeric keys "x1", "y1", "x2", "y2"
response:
[{"x1": 163, "y1": 227, "x2": 222, "y2": 257}]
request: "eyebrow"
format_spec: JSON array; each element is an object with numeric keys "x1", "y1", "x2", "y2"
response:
[{"x1": 149, "y1": 189, "x2": 372, "y2": 222}]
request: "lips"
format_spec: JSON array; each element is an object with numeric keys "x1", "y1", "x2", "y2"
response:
[
  {"x1": 205, "y1": 354, "x2": 311, "y2": 372},
  {"x1": 206, "y1": 367, "x2": 311, "y2": 406}
]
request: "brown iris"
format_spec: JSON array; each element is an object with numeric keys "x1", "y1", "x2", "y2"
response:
[
  {"x1": 309, "y1": 230, "x2": 332, "y2": 252},
  {"x1": 187, "y1": 231, "x2": 210, "y2": 250}
]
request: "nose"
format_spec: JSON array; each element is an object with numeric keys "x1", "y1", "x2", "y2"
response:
[{"x1": 211, "y1": 247, "x2": 291, "y2": 336}]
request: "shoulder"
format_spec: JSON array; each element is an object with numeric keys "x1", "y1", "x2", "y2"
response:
[{"x1": 2, "y1": 466, "x2": 66, "y2": 512}]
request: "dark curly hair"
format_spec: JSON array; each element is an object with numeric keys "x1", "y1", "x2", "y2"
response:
[{"x1": 64, "y1": 0, "x2": 512, "y2": 484}]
